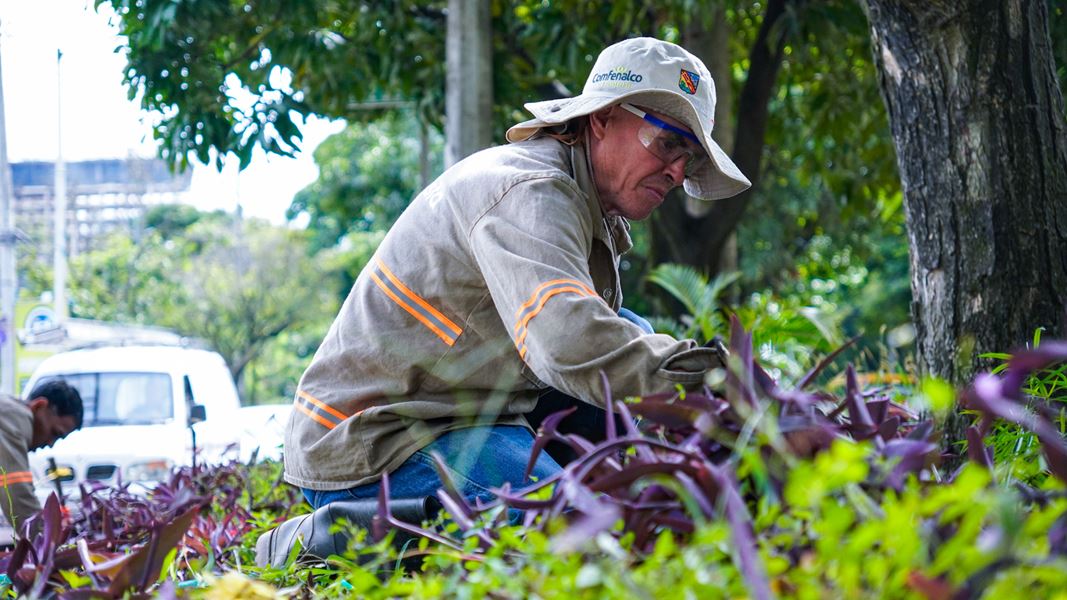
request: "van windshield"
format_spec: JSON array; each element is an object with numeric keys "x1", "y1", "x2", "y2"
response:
[{"x1": 37, "y1": 372, "x2": 174, "y2": 426}]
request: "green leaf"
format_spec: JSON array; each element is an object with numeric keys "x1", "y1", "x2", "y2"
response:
[{"x1": 919, "y1": 377, "x2": 956, "y2": 416}]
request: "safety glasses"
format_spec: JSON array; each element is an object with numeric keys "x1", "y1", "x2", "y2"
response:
[{"x1": 619, "y1": 103, "x2": 708, "y2": 177}]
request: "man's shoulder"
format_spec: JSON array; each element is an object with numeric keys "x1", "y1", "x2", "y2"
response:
[
  {"x1": 453, "y1": 138, "x2": 578, "y2": 189},
  {"x1": 0, "y1": 394, "x2": 25, "y2": 412},
  {"x1": 0, "y1": 395, "x2": 30, "y2": 441}
]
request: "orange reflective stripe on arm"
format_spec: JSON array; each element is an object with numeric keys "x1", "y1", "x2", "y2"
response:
[
  {"x1": 0, "y1": 471, "x2": 33, "y2": 486},
  {"x1": 371, "y1": 259, "x2": 464, "y2": 346},
  {"x1": 513, "y1": 279, "x2": 597, "y2": 359}
]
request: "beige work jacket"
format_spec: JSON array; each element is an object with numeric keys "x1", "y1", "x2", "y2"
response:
[
  {"x1": 284, "y1": 136, "x2": 721, "y2": 491},
  {"x1": 0, "y1": 395, "x2": 39, "y2": 530}
]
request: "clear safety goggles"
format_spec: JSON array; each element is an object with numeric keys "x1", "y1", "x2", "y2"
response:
[{"x1": 619, "y1": 103, "x2": 709, "y2": 177}]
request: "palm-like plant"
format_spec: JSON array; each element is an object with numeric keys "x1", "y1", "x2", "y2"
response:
[
  {"x1": 647, "y1": 263, "x2": 845, "y2": 379},
  {"x1": 645, "y1": 263, "x2": 739, "y2": 341}
]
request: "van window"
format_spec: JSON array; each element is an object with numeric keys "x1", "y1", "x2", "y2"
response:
[{"x1": 36, "y1": 372, "x2": 174, "y2": 426}]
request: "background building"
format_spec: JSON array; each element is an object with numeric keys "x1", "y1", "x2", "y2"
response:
[{"x1": 11, "y1": 157, "x2": 191, "y2": 257}]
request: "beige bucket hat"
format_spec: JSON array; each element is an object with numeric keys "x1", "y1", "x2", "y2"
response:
[{"x1": 506, "y1": 37, "x2": 751, "y2": 200}]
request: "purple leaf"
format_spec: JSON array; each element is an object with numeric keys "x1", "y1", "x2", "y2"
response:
[
  {"x1": 648, "y1": 511, "x2": 696, "y2": 534},
  {"x1": 1002, "y1": 342, "x2": 1067, "y2": 396},
  {"x1": 844, "y1": 365, "x2": 877, "y2": 440},
  {"x1": 867, "y1": 399, "x2": 889, "y2": 426},
  {"x1": 601, "y1": 371, "x2": 618, "y2": 441},
  {"x1": 626, "y1": 401, "x2": 708, "y2": 429},
  {"x1": 105, "y1": 505, "x2": 202, "y2": 596},
  {"x1": 525, "y1": 406, "x2": 578, "y2": 480},
  {"x1": 965, "y1": 373, "x2": 1067, "y2": 484},
  {"x1": 965, "y1": 426, "x2": 994, "y2": 472},
  {"x1": 427, "y1": 451, "x2": 475, "y2": 523},
  {"x1": 374, "y1": 471, "x2": 464, "y2": 552},
  {"x1": 727, "y1": 315, "x2": 758, "y2": 408},
  {"x1": 907, "y1": 420, "x2": 935, "y2": 442},
  {"x1": 877, "y1": 416, "x2": 901, "y2": 441},
  {"x1": 1049, "y1": 512, "x2": 1067, "y2": 556},
  {"x1": 711, "y1": 467, "x2": 772, "y2": 600},
  {"x1": 751, "y1": 362, "x2": 779, "y2": 400},
  {"x1": 615, "y1": 402, "x2": 658, "y2": 462},
  {"x1": 882, "y1": 439, "x2": 938, "y2": 490},
  {"x1": 587, "y1": 462, "x2": 699, "y2": 494},
  {"x1": 674, "y1": 471, "x2": 716, "y2": 519},
  {"x1": 550, "y1": 504, "x2": 621, "y2": 553},
  {"x1": 779, "y1": 415, "x2": 840, "y2": 457}
]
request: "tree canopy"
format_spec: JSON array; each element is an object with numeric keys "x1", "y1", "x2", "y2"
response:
[{"x1": 45, "y1": 206, "x2": 343, "y2": 401}]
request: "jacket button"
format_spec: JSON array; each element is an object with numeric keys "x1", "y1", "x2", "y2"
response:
[{"x1": 603, "y1": 289, "x2": 613, "y2": 299}]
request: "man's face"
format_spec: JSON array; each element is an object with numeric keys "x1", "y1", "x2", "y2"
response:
[
  {"x1": 588, "y1": 104, "x2": 700, "y2": 220},
  {"x1": 29, "y1": 398, "x2": 78, "y2": 451}
]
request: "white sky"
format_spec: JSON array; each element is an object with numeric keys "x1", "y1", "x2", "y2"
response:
[{"x1": 0, "y1": 0, "x2": 345, "y2": 224}]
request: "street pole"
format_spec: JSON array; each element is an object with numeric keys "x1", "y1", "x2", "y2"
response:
[
  {"x1": 54, "y1": 50, "x2": 68, "y2": 322},
  {"x1": 0, "y1": 29, "x2": 18, "y2": 394}
]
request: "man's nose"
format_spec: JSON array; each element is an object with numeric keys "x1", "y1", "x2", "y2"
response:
[{"x1": 663, "y1": 157, "x2": 686, "y2": 186}]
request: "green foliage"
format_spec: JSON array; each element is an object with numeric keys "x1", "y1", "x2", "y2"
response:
[
  {"x1": 647, "y1": 262, "x2": 844, "y2": 379},
  {"x1": 99, "y1": 0, "x2": 730, "y2": 168},
  {"x1": 288, "y1": 111, "x2": 444, "y2": 249},
  {"x1": 10, "y1": 327, "x2": 1067, "y2": 599},
  {"x1": 242, "y1": 327, "x2": 326, "y2": 405},
  {"x1": 172, "y1": 220, "x2": 335, "y2": 381},
  {"x1": 66, "y1": 205, "x2": 337, "y2": 396},
  {"x1": 645, "y1": 263, "x2": 739, "y2": 340},
  {"x1": 103, "y1": 0, "x2": 918, "y2": 347},
  {"x1": 68, "y1": 231, "x2": 186, "y2": 325},
  {"x1": 974, "y1": 336, "x2": 1067, "y2": 487},
  {"x1": 1053, "y1": 3, "x2": 1067, "y2": 109},
  {"x1": 186, "y1": 445, "x2": 1067, "y2": 599},
  {"x1": 16, "y1": 247, "x2": 52, "y2": 300}
]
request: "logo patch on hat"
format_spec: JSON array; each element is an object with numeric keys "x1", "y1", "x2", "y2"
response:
[{"x1": 678, "y1": 69, "x2": 699, "y2": 95}]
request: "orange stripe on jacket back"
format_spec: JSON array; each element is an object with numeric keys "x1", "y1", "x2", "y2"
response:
[
  {"x1": 294, "y1": 402, "x2": 338, "y2": 430},
  {"x1": 370, "y1": 272, "x2": 459, "y2": 346},
  {"x1": 297, "y1": 390, "x2": 349, "y2": 422},
  {"x1": 376, "y1": 259, "x2": 463, "y2": 335}
]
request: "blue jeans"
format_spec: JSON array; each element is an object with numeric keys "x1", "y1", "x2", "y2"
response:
[
  {"x1": 618, "y1": 307, "x2": 654, "y2": 334},
  {"x1": 302, "y1": 425, "x2": 562, "y2": 509}
]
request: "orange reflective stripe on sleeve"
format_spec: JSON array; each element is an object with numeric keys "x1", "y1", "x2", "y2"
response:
[
  {"x1": 371, "y1": 259, "x2": 464, "y2": 346},
  {"x1": 513, "y1": 279, "x2": 597, "y2": 359},
  {"x1": 295, "y1": 390, "x2": 351, "y2": 430},
  {"x1": 0, "y1": 471, "x2": 33, "y2": 486}
]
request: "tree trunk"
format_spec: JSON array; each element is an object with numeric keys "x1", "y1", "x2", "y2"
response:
[
  {"x1": 863, "y1": 0, "x2": 1067, "y2": 443},
  {"x1": 445, "y1": 0, "x2": 493, "y2": 166},
  {"x1": 683, "y1": 5, "x2": 741, "y2": 300},
  {"x1": 649, "y1": 0, "x2": 789, "y2": 287}
]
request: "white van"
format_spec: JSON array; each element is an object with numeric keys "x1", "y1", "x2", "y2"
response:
[{"x1": 23, "y1": 344, "x2": 245, "y2": 495}]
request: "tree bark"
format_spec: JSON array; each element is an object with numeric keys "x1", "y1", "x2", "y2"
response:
[
  {"x1": 862, "y1": 0, "x2": 1067, "y2": 442},
  {"x1": 649, "y1": 0, "x2": 790, "y2": 288},
  {"x1": 445, "y1": 0, "x2": 493, "y2": 166},
  {"x1": 683, "y1": 5, "x2": 740, "y2": 289}
]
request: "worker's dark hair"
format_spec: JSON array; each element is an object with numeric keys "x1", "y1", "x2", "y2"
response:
[{"x1": 28, "y1": 379, "x2": 84, "y2": 430}]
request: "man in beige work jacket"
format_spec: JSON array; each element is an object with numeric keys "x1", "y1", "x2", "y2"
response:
[{"x1": 285, "y1": 37, "x2": 751, "y2": 508}]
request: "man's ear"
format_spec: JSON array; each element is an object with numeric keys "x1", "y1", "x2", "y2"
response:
[
  {"x1": 588, "y1": 106, "x2": 616, "y2": 141},
  {"x1": 27, "y1": 397, "x2": 49, "y2": 413}
]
